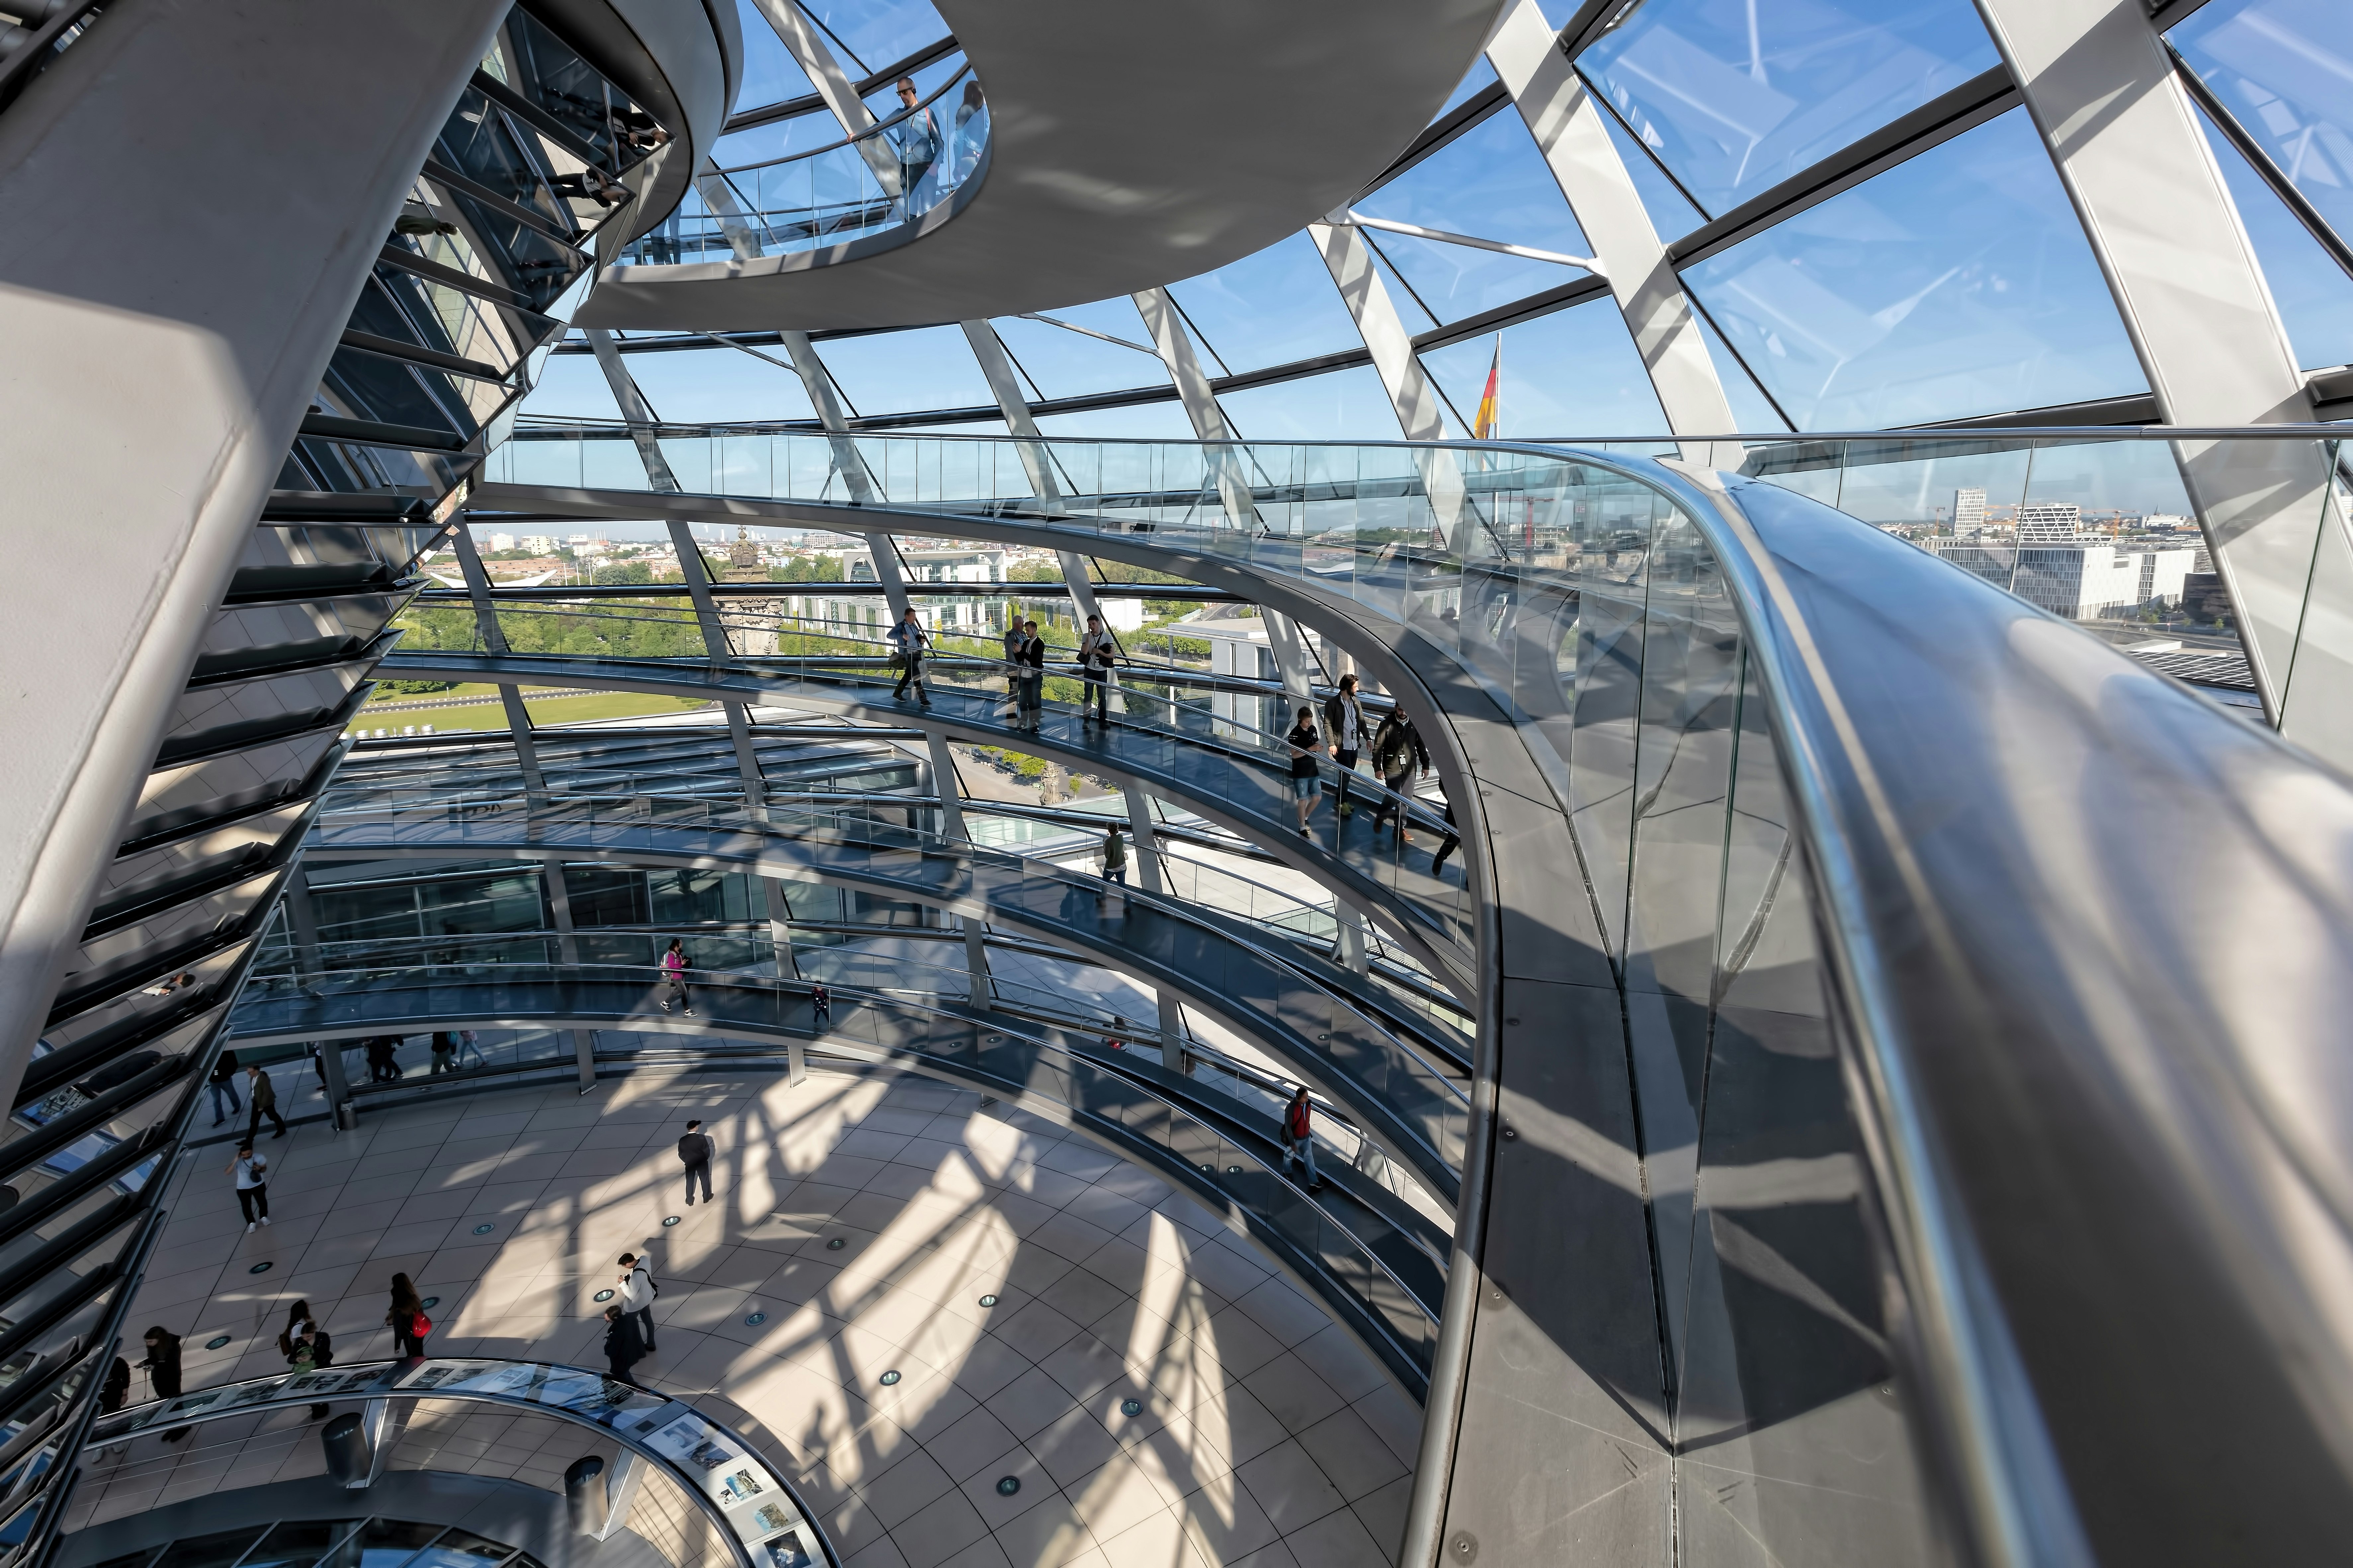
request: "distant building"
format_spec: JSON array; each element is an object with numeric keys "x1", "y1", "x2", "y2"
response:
[
  {"x1": 2016, "y1": 503, "x2": 2083, "y2": 544},
  {"x1": 1952, "y1": 487, "x2": 1986, "y2": 537},
  {"x1": 721, "y1": 524, "x2": 765, "y2": 583},
  {"x1": 1930, "y1": 539, "x2": 2198, "y2": 620},
  {"x1": 486, "y1": 532, "x2": 517, "y2": 552},
  {"x1": 522, "y1": 534, "x2": 557, "y2": 554}
]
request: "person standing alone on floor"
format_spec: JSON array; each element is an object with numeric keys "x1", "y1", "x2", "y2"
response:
[
  {"x1": 246, "y1": 1060, "x2": 287, "y2": 1141},
  {"x1": 678, "y1": 1119, "x2": 714, "y2": 1206},
  {"x1": 618, "y1": 1252, "x2": 659, "y2": 1354},
  {"x1": 228, "y1": 1143, "x2": 271, "y2": 1232},
  {"x1": 387, "y1": 1273, "x2": 429, "y2": 1357}
]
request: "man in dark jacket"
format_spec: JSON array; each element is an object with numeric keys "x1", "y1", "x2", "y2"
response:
[
  {"x1": 1370, "y1": 709, "x2": 1430, "y2": 840},
  {"x1": 678, "y1": 1119, "x2": 714, "y2": 1205},
  {"x1": 208, "y1": 1050, "x2": 241, "y2": 1128},
  {"x1": 603, "y1": 1304, "x2": 646, "y2": 1387},
  {"x1": 246, "y1": 1062, "x2": 287, "y2": 1141},
  {"x1": 138, "y1": 1327, "x2": 188, "y2": 1442}
]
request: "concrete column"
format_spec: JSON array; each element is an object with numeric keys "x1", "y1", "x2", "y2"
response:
[
  {"x1": 1485, "y1": 0, "x2": 1743, "y2": 469},
  {"x1": 1132, "y1": 287, "x2": 1259, "y2": 528},
  {"x1": 778, "y1": 330, "x2": 913, "y2": 623},
  {"x1": 926, "y1": 734, "x2": 992, "y2": 1009},
  {"x1": 743, "y1": 0, "x2": 900, "y2": 188},
  {"x1": 0, "y1": 0, "x2": 510, "y2": 1093},
  {"x1": 1974, "y1": 0, "x2": 2353, "y2": 767},
  {"x1": 1121, "y1": 788, "x2": 1189, "y2": 1049},
  {"x1": 1307, "y1": 219, "x2": 1476, "y2": 555}
]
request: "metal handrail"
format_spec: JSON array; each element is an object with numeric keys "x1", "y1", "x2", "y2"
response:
[{"x1": 87, "y1": 1358, "x2": 839, "y2": 1568}]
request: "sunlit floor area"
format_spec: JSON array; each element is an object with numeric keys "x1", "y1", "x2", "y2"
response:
[{"x1": 77, "y1": 1067, "x2": 1418, "y2": 1567}]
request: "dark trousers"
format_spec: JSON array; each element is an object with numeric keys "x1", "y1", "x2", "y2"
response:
[
  {"x1": 607, "y1": 1356, "x2": 642, "y2": 1388},
  {"x1": 1103, "y1": 867, "x2": 1127, "y2": 886},
  {"x1": 1432, "y1": 807, "x2": 1460, "y2": 872},
  {"x1": 683, "y1": 1159, "x2": 713, "y2": 1204},
  {"x1": 893, "y1": 653, "x2": 926, "y2": 698},
  {"x1": 249, "y1": 1101, "x2": 286, "y2": 1140},
  {"x1": 1372, "y1": 772, "x2": 1413, "y2": 835},
  {"x1": 396, "y1": 1331, "x2": 426, "y2": 1358},
  {"x1": 1082, "y1": 670, "x2": 1110, "y2": 719},
  {"x1": 1333, "y1": 748, "x2": 1360, "y2": 811},
  {"x1": 237, "y1": 1184, "x2": 269, "y2": 1222},
  {"x1": 630, "y1": 1306, "x2": 657, "y2": 1352},
  {"x1": 208, "y1": 1081, "x2": 240, "y2": 1125}
]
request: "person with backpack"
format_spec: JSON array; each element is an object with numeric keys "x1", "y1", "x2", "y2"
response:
[
  {"x1": 1370, "y1": 709, "x2": 1430, "y2": 842},
  {"x1": 1281, "y1": 1086, "x2": 1323, "y2": 1192},
  {"x1": 678, "y1": 1119, "x2": 715, "y2": 1206},
  {"x1": 617, "y1": 1252, "x2": 659, "y2": 1353},
  {"x1": 1099, "y1": 823, "x2": 1128, "y2": 887},
  {"x1": 429, "y1": 1032, "x2": 457, "y2": 1074},
  {"x1": 809, "y1": 983, "x2": 831, "y2": 1029},
  {"x1": 659, "y1": 937, "x2": 694, "y2": 1017},
  {"x1": 1322, "y1": 674, "x2": 1369, "y2": 820},
  {"x1": 207, "y1": 1049, "x2": 241, "y2": 1128},
  {"x1": 227, "y1": 1143, "x2": 271, "y2": 1232},
  {"x1": 1077, "y1": 612, "x2": 1118, "y2": 725},
  {"x1": 387, "y1": 1273, "x2": 429, "y2": 1358},
  {"x1": 887, "y1": 606, "x2": 932, "y2": 706}
]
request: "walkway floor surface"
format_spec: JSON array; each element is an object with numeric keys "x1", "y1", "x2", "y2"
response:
[{"x1": 77, "y1": 1066, "x2": 1419, "y2": 1568}]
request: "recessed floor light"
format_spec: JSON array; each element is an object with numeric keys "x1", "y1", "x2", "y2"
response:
[
  {"x1": 879, "y1": 1370, "x2": 901, "y2": 1386},
  {"x1": 206, "y1": 1336, "x2": 232, "y2": 1350},
  {"x1": 248, "y1": 1262, "x2": 272, "y2": 1275},
  {"x1": 745, "y1": 1311, "x2": 767, "y2": 1326},
  {"x1": 1121, "y1": 1398, "x2": 1143, "y2": 1417},
  {"x1": 825, "y1": 1237, "x2": 845, "y2": 1251},
  {"x1": 594, "y1": 1289, "x2": 616, "y2": 1302},
  {"x1": 473, "y1": 1223, "x2": 496, "y2": 1235},
  {"x1": 995, "y1": 1476, "x2": 1021, "y2": 1497},
  {"x1": 662, "y1": 1215, "x2": 681, "y2": 1227},
  {"x1": 421, "y1": 1297, "x2": 439, "y2": 1310},
  {"x1": 978, "y1": 1294, "x2": 998, "y2": 1307}
]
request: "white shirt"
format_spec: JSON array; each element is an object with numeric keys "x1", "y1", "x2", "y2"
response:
[
  {"x1": 233, "y1": 1154, "x2": 267, "y2": 1190},
  {"x1": 619, "y1": 1266, "x2": 656, "y2": 1312}
]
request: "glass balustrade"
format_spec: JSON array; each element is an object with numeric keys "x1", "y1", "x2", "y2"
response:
[{"x1": 619, "y1": 65, "x2": 987, "y2": 266}]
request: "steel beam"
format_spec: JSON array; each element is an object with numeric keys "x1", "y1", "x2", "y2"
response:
[{"x1": 1975, "y1": 0, "x2": 2353, "y2": 766}]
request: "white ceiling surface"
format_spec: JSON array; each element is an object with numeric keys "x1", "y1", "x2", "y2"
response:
[{"x1": 577, "y1": 0, "x2": 1508, "y2": 332}]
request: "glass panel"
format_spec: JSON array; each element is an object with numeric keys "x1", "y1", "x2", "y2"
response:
[
  {"x1": 1681, "y1": 110, "x2": 2147, "y2": 429},
  {"x1": 150, "y1": 1528, "x2": 270, "y2": 1568},
  {"x1": 992, "y1": 310, "x2": 1173, "y2": 401},
  {"x1": 2172, "y1": 0, "x2": 2353, "y2": 254},
  {"x1": 1420, "y1": 299, "x2": 1672, "y2": 440},
  {"x1": 816, "y1": 324, "x2": 995, "y2": 416},
  {"x1": 797, "y1": 0, "x2": 947, "y2": 75},
  {"x1": 1357, "y1": 109, "x2": 1591, "y2": 258},
  {"x1": 1599, "y1": 101, "x2": 1709, "y2": 243},
  {"x1": 1675, "y1": 652, "x2": 1934, "y2": 1565},
  {"x1": 732, "y1": 0, "x2": 817, "y2": 109},
  {"x1": 1579, "y1": 0, "x2": 2001, "y2": 218},
  {"x1": 1217, "y1": 365, "x2": 1406, "y2": 442},
  {"x1": 1166, "y1": 232, "x2": 1368, "y2": 375},
  {"x1": 239, "y1": 1521, "x2": 364, "y2": 1568},
  {"x1": 2192, "y1": 105, "x2": 2353, "y2": 371}
]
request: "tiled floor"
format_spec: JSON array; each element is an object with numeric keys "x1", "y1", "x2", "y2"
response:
[{"x1": 77, "y1": 1066, "x2": 1419, "y2": 1567}]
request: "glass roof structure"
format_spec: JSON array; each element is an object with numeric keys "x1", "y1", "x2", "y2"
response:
[{"x1": 9, "y1": 2, "x2": 2353, "y2": 1568}]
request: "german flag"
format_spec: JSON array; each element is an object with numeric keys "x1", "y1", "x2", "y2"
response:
[{"x1": 1472, "y1": 335, "x2": 1500, "y2": 439}]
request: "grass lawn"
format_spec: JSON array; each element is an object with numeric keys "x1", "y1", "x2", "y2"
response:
[{"x1": 349, "y1": 693, "x2": 715, "y2": 735}]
